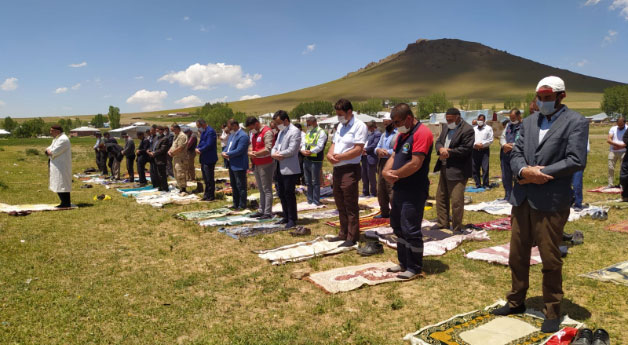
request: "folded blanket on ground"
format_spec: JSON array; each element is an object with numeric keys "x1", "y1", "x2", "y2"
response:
[
  {"x1": 307, "y1": 261, "x2": 405, "y2": 293},
  {"x1": 606, "y1": 220, "x2": 628, "y2": 233},
  {"x1": 364, "y1": 228, "x2": 489, "y2": 256},
  {"x1": 218, "y1": 223, "x2": 286, "y2": 239},
  {"x1": 272, "y1": 201, "x2": 326, "y2": 213},
  {"x1": 121, "y1": 188, "x2": 160, "y2": 197},
  {"x1": 465, "y1": 243, "x2": 542, "y2": 266},
  {"x1": 587, "y1": 186, "x2": 622, "y2": 194},
  {"x1": 325, "y1": 211, "x2": 385, "y2": 230},
  {"x1": 299, "y1": 209, "x2": 340, "y2": 220},
  {"x1": 175, "y1": 208, "x2": 233, "y2": 220},
  {"x1": 255, "y1": 235, "x2": 357, "y2": 264},
  {"x1": 465, "y1": 186, "x2": 487, "y2": 193},
  {"x1": 134, "y1": 191, "x2": 200, "y2": 208},
  {"x1": 468, "y1": 217, "x2": 511, "y2": 231},
  {"x1": 580, "y1": 260, "x2": 628, "y2": 286},
  {"x1": 199, "y1": 214, "x2": 275, "y2": 227},
  {"x1": 464, "y1": 199, "x2": 512, "y2": 215},
  {"x1": 403, "y1": 300, "x2": 582, "y2": 345},
  {"x1": 0, "y1": 203, "x2": 78, "y2": 213}
]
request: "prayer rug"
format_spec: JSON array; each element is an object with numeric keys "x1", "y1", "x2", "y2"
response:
[
  {"x1": 325, "y1": 211, "x2": 385, "y2": 230},
  {"x1": 272, "y1": 201, "x2": 326, "y2": 213},
  {"x1": 0, "y1": 203, "x2": 78, "y2": 213},
  {"x1": 218, "y1": 223, "x2": 286, "y2": 240},
  {"x1": 225, "y1": 192, "x2": 260, "y2": 202},
  {"x1": 468, "y1": 217, "x2": 511, "y2": 231},
  {"x1": 307, "y1": 261, "x2": 405, "y2": 293},
  {"x1": 465, "y1": 199, "x2": 512, "y2": 215},
  {"x1": 591, "y1": 199, "x2": 628, "y2": 210},
  {"x1": 403, "y1": 301, "x2": 582, "y2": 345},
  {"x1": 580, "y1": 260, "x2": 628, "y2": 286},
  {"x1": 364, "y1": 228, "x2": 490, "y2": 256},
  {"x1": 465, "y1": 243, "x2": 542, "y2": 266},
  {"x1": 134, "y1": 191, "x2": 200, "y2": 208},
  {"x1": 121, "y1": 188, "x2": 159, "y2": 197},
  {"x1": 117, "y1": 186, "x2": 156, "y2": 193},
  {"x1": 175, "y1": 208, "x2": 232, "y2": 221},
  {"x1": 587, "y1": 186, "x2": 622, "y2": 194},
  {"x1": 606, "y1": 220, "x2": 628, "y2": 234},
  {"x1": 255, "y1": 236, "x2": 357, "y2": 265},
  {"x1": 465, "y1": 186, "x2": 487, "y2": 193},
  {"x1": 198, "y1": 215, "x2": 275, "y2": 227},
  {"x1": 299, "y1": 209, "x2": 340, "y2": 220}
]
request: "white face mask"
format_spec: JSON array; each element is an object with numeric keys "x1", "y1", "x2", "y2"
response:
[
  {"x1": 477, "y1": 120, "x2": 484, "y2": 127},
  {"x1": 277, "y1": 123, "x2": 286, "y2": 131},
  {"x1": 338, "y1": 115, "x2": 348, "y2": 125},
  {"x1": 307, "y1": 125, "x2": 313, "y2": 131},
  {"x1": 397, "y1": 126, "x2": 410, "y2": 134},
  {"x1": 511, "y1": 120, "x2": 520, "y2": 125},
  {"x1": 447, "y1": 122, "x2": 457, "y2": 130}
]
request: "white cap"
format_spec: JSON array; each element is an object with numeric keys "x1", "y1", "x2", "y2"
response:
[
  {"x1": 536, "y1": 76, "x2": 565, "y2": 93},
  {"x1": 382, "y1": 112, "x2": 391, "y2": 120}
]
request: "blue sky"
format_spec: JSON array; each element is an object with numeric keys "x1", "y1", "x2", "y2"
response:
[{"x1": 0, "y1": 0, "x2": 627, "y2": 118}]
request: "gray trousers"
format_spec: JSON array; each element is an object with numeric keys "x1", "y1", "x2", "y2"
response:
[{"x1": 254, "y1": 162, "x2": 275, "y2": 216}]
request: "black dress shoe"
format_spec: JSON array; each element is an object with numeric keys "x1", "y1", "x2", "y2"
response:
[
  {"x1": 259, "y1": 214, "x2": 273, "y2": 220},
  {"x1": 592, "y1": 329, "x2": 610, "y2": 345},
  {"x1": 338, "y1": 240, "x2": 356, "y2": 247},
  {"x1": 571, "y1": 328, "x2": 594, "y2": 345},
  {"x1": 541, "y1": 318, "x2": 560, "y2": 333},
  {"x1": 284, "y1": 222, "x2": 296, "y2": 229},
  {"x1": 327, "y1": 236, "x2": 345, "y2": 242},
  {"x1": 274, "y1": 219, "x2": 288, "y2": 225},
  {"x1": 491, "y1": 303, "x2": 526, "y2": 316},
  {"x1": 249, "y1": 211, "x2": 263, "y2": 218},
  {"x1": 357, "y1": 242, "x2": 384, "y2": 256}
]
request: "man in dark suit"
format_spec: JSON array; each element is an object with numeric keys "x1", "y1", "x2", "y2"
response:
[
  {"x1": 148, "y1": 125, "x2": 159, "y2": 189},
  {"x1": 196, "y1": 119, "x2": 218, "y2": 201},
  {"x1": 492, "y1": 76, "x2": 588, "y2": 333},
  {"x1": 361, "y1": 121, "x2": 381, "y2": 196},
  {"x1": 135, "y1": 130, "x2": 150, "y2": 186},
  {"x1": 121, "y1": 132, "x2": 136, "y2": 182},
  {"x1": 103, "y1": 132, "x2": 118, "y2": 177},
  {"x1": 148, "y1": 126, "x2": 170, "y2": 191},
  {"x1": 433, "y1": 108, "x2": 474, "y2": 233},
  {"x1": 621, "y1": 129, "x2": 628, "y2": 202}
]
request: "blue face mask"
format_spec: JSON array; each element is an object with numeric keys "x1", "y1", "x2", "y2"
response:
[{"x1": 536, "y1": 99, "x2": 556, "y2": 116}]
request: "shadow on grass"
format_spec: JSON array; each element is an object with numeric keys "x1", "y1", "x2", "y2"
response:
[
  {"x1": 525, "y1": 296, "x2": 591, "y2": 321},
  {"x1": 423, "y1": 259, "x2": 449, "y2": 275},
  {"x1": 75, "y1": 203, "x2": 94, "y2": 208}
]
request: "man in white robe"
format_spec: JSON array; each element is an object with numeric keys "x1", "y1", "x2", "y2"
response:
[{"x1": 46, "y1": 125, "x2": 72, "y2": 208}]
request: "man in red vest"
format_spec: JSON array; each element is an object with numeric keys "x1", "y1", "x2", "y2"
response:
[{"x1": 246, "y1": 116, "x2": 276, "y2": 219}]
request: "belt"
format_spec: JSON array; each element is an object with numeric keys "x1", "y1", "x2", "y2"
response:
[{"x1": 333, "y1": 163, "x2": 360, "y2": 171}]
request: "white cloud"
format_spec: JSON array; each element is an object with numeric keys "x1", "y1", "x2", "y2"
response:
[
  {"x1": 200, "y1": 25, "x2": 208, "y2": 32},
  {"x1": 302, "y1": 44, "x2": 316, "y2": 55},
  {"x1": 239, "y1": 94, "x2": 262, "y2": 101},
  {"x1": 1, "y1": 77, "x2": 18, "y2": 91},
  {"x1": 174, "y1": 95, "x2": 203, "y2": 107},
  {"x1": 68, "y1": 61, "x2": 87, "y2": 68},
  {"x1": 209, "y1": 96, "x2": 228, "y2": 104},
  {"x1": 575, "y1": 59, "x2": 589, "y2": 67},
  {"x1": 158, "y1": 62, "x2": 261, "y2": 90},
  {"x1": 54, "y1": 87, "x2": 68, "y2": 94},
  {"x1": 610, "y1": 0, "x2": 628, "y2": 19},
  {"x1": 134, "y1": 76, "x2": 144, "y2": 80},
  {"x1": 166, "y1": 37, "x2": 173, "y2": 41},
  {"x1": 603, "y1": 29, "x2": 618, "y2": 45},
  {"x1": 584, "y1": 0, "x2": 601, "y2": 5},
  {"x1": 71, "y1": 83, "x2": 81, "y2": 90},
  {"x1": 0, "y1": 100, "x2": 5, "y2": 107},
  {"x1": 126, "y1": 89, "x2": 168, "y2": 111},
  {"x1": 183, "y1": 16, "x2": 190, "y2": 21}
]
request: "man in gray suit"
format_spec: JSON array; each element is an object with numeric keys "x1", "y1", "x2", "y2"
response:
[
  {"x1": 271, "y1": 110, "x2": 302, "y2": 229},
  {"x1": 121, "y1": 132, "x2": 136, "y2": 182},
  {"x1": 492, "y1": 76, "x2": 589, "y2": 333}
]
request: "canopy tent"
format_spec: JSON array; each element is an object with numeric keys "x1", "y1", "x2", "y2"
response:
[
  {"x1": 319, "y1": 113, "x2": 383, "y2": 126},
  {"x1": 586, "y1": 112, "x2": 609, "y2": 123},
  {"x1": 0, "y1": 129, "x2": 10, "y2": 136},
  {"x1": 69, "y1": 126, "x2": 100, "y2": 137},
  {"x1": 109, "y1": 125, "x2": 152, "y2": 139},
  {"x1": 429, "y1": 109, "x2": 507, "y2": 125},
  {"x1": 376, "y1": 111, "x2": 391, "y2": 118}
]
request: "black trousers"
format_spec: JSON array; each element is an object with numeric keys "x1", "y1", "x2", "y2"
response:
[
  {"x1": 277, "y1": 170, "x2": 298, "y2": 224},
  {"x1": 137, "y1": 157, "x2": 148, "y2": 184},
  {"x1": 156, "y1": 164, "x2": 169, "y2": 191},
  {"x1": 201, "y1": 163, "x2": 216, "y2": 199},
  {"x1": 149, "y1": 160, "x2": 158, "y2": 189},
  {"x1": 98, "y1": 151, "x2": 108, "y2": 175},
  {"x1": 126, "y1": 156, "x2": 135, "y2": 182},
  {"x1": 229, "y1": 169, "x2": 247, "y2": 209},
  {"x1": 107, "y1": 155, "x2": 114, "y2": 172},
  {"x1": 57, "y1": 192, "x2": 71, "y2": 207},
  {"x1": 472, "y1": 148, "x2": 490, "y2": 188},
  {"x1": 620, "y1": 159, "x2": 628, "y2": 199},
  {"x1": 390, "y1": 189, "x2": 426, "y2": 274}
]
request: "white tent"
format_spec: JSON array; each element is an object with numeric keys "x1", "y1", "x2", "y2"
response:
[
  {"x1": 586, "y1": 112, "x2": 609, "y2": 123},
  {"x1": 376, "y1": 111, "x2": 391, "y2": 118},
  {"x1": 319, "y1": 113, "x2": 383, "y2": 125},
  {"x1": 0, "y1": 129, "x2": 10, "y2": 136},
  {"x1": 109, "y1": 125, "x2": 151, "y2": 139},
  {"x1": 429, "y1": 109, "x2": 507, "y2": 125},
  {"x1": 69, "y1": 126, "x2": 100, "y2": 137}
]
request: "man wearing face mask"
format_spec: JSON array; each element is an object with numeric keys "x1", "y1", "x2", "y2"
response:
[
  {"x1": 246, "y1": 116, "x2": 275, "y2": 218},
  {"x1": 327, "y1": 99, "x2": 368, "y2": 247},
  {"x1": 433, "y1": 108, "x2": 475, "y2": 233},
  {"x1": 361, "y1": 121, "x2": 381, "y2": 197},
  {"x1": 500, "y1": 109, "x2": 522, "y2": 200},
  {"x1": 148, "y1": 126, "x2": 171, "y2": 192},
  {"x1": 382, "y1": 104, "x2": 433, "y2": 279},
  {"x1": 492, "y1": 76, "x2": 589, "y2": 333},
  {"x1": 195, "y1": 119, "x2": 218, "y2": 201},
  {"x1": 472, "y1": 114, "x2": 494, "y2": 189},
  {"x1": 374, "y1": 113, "x2": 398, "y2": 218},
  {"x1": 300, "y1": 115, "x2": 328, "y2": 206},
  {"x1": 222, "y1": 119, "x2": 250, "y2": 210},
  {"x1": 606, "y1": 116, "x2": 626, "y2": 187}
]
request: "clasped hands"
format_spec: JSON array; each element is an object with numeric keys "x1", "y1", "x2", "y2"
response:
[
  {"x1": 438, "y1": 147, "x2": 449, "y2": 160},
  {"x1": 383, "y1": 169, "x2": 399, "y2": 184},
  {"x1": 271, "y1": 152, "x2": 284, "y2": 161},
  {"x1": 519, "y1": 165, "x2": 553, "y2": 185}
]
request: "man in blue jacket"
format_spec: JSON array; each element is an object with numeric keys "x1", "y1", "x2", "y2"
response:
[
  {"x1": 222, "y1": 119, "x2": 250, "y2": 209},
  {"x1": 195, "y1": 119, "x2": 218, "y2": 201}
]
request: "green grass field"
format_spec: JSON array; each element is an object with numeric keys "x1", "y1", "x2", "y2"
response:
[{"x1": 1, "y1": 124, "x2": 627, "y2": 344}]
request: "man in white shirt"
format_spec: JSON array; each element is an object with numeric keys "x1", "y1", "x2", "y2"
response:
[
  {"x1": 327, "y1": 99, "x2": 368, "y2": 247},
  {"x1": 472, "y1": 114, "x2": 494, "y2": 188},
  {"x1": 607, "y1": 117, "x2": 626, "y2": 187}
]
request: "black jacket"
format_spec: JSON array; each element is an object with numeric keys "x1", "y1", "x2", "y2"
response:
[
  {"x1": 136, "y1": 138, "x2": 151, "y2": 161},
  {"x1": 122, "y1": 139, "x2": 136, "y2": 158},
  {"x1": 433, "y1": 121, "x2": 475, "y2": 180},
  {"x1": 153, "y1": 135, "x2": 170, "y2": 166}
]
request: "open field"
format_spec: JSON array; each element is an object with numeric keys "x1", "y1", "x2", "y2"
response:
[{"x1": 1, "y1": 124, "x2": 627, "y2": 344}]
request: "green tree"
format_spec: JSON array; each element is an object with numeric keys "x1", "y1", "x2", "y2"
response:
[
  {"x1": 503, "y1": 96, "x2": 522, "y2": 110},
  {"x1": 470, "y1": 100, "x2": 483, "y2": 110},
  {"x1": 601, "y1": 85, "x2": 628, "y2": 116},
  {"x1": 107, "y1": 106, "x2": 121, "y2": 129},
  {"x1": 354, "y1": 99, "x2": 383, "y2": 114},
  {"x1": 13, "y1": 117, "x2": 47, "y2": 138},
  {"x1": 91, "y1": 113, "x2": 106, "y2": 128},
  {"x1": 194, "y1": 102, "x2": 245, "y2": 130},
  {"x1": 2, "y1": 116, "x2": 18, "y2": 131},
  {"x1": 416, "y1": 93, "x2": 453, "y2": 119},
  {"x1": 458, "y1": 96, "x2": 469, "y2": 111},
  {"x1": 523, "y1": 93, "x2": 536, "y2": 116},
  {"x1": 290, "y1": 101, "x2": 334, "y2": 118}
]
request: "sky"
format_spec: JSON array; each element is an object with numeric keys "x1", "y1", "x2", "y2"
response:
[{"x1": 0, "y1": 0, "x2": 627, "y2": 118}]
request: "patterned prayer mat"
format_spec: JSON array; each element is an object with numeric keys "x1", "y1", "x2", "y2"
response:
[
  {"x1": 465, "y1": 243, "x2": 542, "y2": 266},
  {"x1": 255, "y1": 236, "x2": 357, "y2": 265},
  {"x1": 175, "y1": 208, "x2": 233, "y2": 221},
  {"x1": 307, "y1": 261, "x2": 405, "y2": 293},
  {"x1": 468, "y1": 217, "x2": 512, "y2": 231},
  {"x1": 218, "y1": 223, "x2": 286, "y2": 240},
  {"x1": 587, "y1": 186, "x2": 622, "y2": 194},
  {"x1": 465, "y1": 199, "x2": 512, "y2": 215},
  {"x1": 134, "y1": 191, "x2": 200, "y2": 208},
  {"x1": 299, "y1": 209, "x2": 340, "y2": 220},
  {"x1": 199, "y1": 214, "x2": 275, "y2": 227},
  {"x1": 580, "y1": 260, "x2": 628, "y2": 286},
  {"x1": 606, "y1": 220, "x2": 628, "y2": 234},
  {"x1": 117, "y1": 185, "x2": 156, "y2": 193},
  {"x1": 364, "y1": 228, "x2": 490, "y2": 256},
  {"x1": 0, "y1": 203, "x2": 78, "y2": 213},
  {"x1": 272, "y1": 201, "x2": 326, "y2": 213},
  {"x1": 403, "y1": 301, "x2": 582, "y2": 345},
  {"x1": 325, "y1": 211, "x2": 385, "y2": 230}
]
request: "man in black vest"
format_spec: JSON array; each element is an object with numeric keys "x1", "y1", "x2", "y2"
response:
[
  {"x1": 136, "y1": 130, "x2": 151, "y2": 186},
  {"x1": 382, "y1": 103, "x2": 433, "y2": 280},
  {"x1": 499, "y1": 109, "x2": 522, "y2": 200}
]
